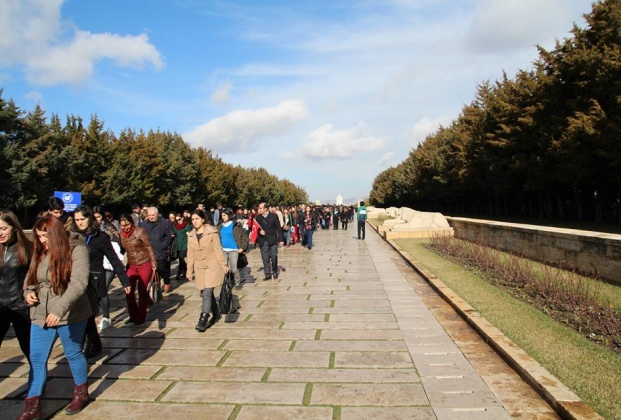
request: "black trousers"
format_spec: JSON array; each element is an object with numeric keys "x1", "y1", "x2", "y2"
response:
[
  {"x1": 157, "y1": 258, "x2": 171, "y2": 285},
  {"x1": 260, "y1": 242, "x2": 279, "y2": 276},
  {"x1": 0, "y1": 308, "x2": 31, "y2": 358},
  {"x1": 357, "y1": 220, "x2": 366, "y2": 239},
  {"x1": 177, "y1": 250, "x2": 188, "y2": 279}
]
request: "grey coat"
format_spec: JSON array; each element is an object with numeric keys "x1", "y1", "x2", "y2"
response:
[{"x1": 25, "y1": 232, "x2": 92, "y2": 327}]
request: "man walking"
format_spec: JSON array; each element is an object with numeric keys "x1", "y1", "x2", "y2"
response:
[
  {"x1": 142, "y1": 207, "x2": 173, "y2": 292},
  {"x1": 255, "y1": 202, "x2": 283, "y2": 280},
  {"x1": 357, "y1": 201, "x2": 368, "y2": 240}
]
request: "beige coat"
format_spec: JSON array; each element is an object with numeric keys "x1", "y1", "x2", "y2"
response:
[{"x1": 186, "y1": 225, "x2": 227, "y2": 290}]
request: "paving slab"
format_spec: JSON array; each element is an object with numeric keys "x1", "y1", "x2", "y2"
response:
[{"x1": 0, "y1": 225, "x2": 565, "y2": 420}]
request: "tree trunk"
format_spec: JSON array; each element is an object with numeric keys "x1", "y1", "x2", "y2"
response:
[
  {"x1": 574, "y1": 189, "x2": 583, "y2": 221},
  {"x1": 555, "y1": 191, "x2": 566, "y2": 220},
  {"x1": 594, "y1": 190, "x2": 602, "y2": 223}
]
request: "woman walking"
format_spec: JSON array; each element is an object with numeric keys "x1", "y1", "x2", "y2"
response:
[
  {"x1": 219, "y1": 209, "x2": 248, "y2": 290},
  {"x1": 301, "y1": 206, "x2": 317, "y2": 250},
  {"x1": 92, "y1": 206, "x2": 124, "y2": 331},
  {"x1": 19, "y1": 215, "x2": 92, "y2": 419},
  {"x1": 173, "y1": 213, "x2": 191, "y2": 282},
  {"x1": 0, "y1": 210, "x2": 33, "y2": 385},
  {"x1": 118, "y1": 214, "x2": 157, "y2": 326},
  {"x1": 73, "y1": 205, "x2": 131, "y2": 357},
  {"x1": 186, "y1": 210, "x2": 228, "y2": 332}
]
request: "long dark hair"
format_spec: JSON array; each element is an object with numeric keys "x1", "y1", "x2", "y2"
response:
[
  {"x1": 26, "y1": 215, "x2": 72, "y2": 295},
  {"x1": 0, "y1": 209, "x2": 33, "y2": 268},
  {"x1": 73, "y1": 205, "x2": 99, "y2": 236},
  {"x1": 119, "y1": 213, "x2": 135, "y2": 226}
]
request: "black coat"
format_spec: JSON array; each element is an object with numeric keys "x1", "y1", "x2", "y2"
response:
[
  {"x1": 80, "y1": 230, "x2": 130, "y2": 296},
  {"x1": 0, "y1": 244, "x2": 29, "y2": 311},
  {"x1": 141, "y1": 217, "x2": 173, "y2": 260},
  {"x1": 254, "y1": 212, "x2": 283, "y2": 246}
]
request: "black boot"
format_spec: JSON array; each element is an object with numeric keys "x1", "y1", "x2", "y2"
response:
[
  {"x1": 83, "y1": 331, "x2": 103, "y2": 358},
  {"x1": 195, "y1": 312, "x2": 209, "y2": 332},
  {"x1": 211, "y1": 299, "x2": 221, "y2": 326}
]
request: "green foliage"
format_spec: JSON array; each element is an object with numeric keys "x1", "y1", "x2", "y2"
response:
[
  {"x1": 370, "y1": 0, "x2": 621, "y2": 223},
  {"x1": 0, "y1": 90, "x2": 307, "y2": 216}
]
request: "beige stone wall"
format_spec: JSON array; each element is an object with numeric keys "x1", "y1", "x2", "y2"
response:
[{"x1": 447, "y1": 217, "x2": 621, "y2": 285}]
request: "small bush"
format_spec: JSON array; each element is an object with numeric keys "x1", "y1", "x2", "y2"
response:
[{"x1": 428, "y1": 234, "x2": 621, "y2": 353}]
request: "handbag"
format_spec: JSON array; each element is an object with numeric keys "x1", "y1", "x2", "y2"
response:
[
  {"x1": 147, "y1": 270, "x2": 163, "y2": 304},
  {"x1": 237, "y1": 252, "x2": 248, "y2": 269},
  {"x1": 219, "y1": 272, "x2": 234, "y2": 314}
]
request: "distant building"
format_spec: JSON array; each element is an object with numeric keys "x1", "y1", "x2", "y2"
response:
[{"x1": 336, "y1": 195, "x2": 343, "y2": 205}]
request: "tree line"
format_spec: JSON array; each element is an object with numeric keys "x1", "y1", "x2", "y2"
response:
[
  {"x1": 369, "y1": 0, "x2": 621, "y2": 223},
  {"x1": 0, "y1": 94, "x2": 308, "y2": 223}
]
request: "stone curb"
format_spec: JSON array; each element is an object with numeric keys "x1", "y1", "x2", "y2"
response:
[{"x1": 368, "y1": 223, "x2": 602, "y2": 420}]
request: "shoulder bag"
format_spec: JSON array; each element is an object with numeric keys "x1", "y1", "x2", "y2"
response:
[{"x1": 147, "y1": 270, "x2": 163, "y2": 304}]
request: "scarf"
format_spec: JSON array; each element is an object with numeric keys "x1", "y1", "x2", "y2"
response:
[
  {"x1": 175, "y1": 220, "x2": 188, "y2": 230},
  {"x1": 121, "y1": 225, "x2": 136, "y2": 238}
]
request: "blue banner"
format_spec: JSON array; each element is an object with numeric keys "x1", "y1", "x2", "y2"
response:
[{"x1": 53, "y1": 191, "x2": 82, "y2": 212}]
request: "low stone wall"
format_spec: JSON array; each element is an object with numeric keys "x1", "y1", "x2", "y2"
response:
[
  {"x1": 447, "y1": 217, "x2": 621, "y2": 285},
  {"x1": 369, "y1": 207, "x2": 454, "y2": 239}
]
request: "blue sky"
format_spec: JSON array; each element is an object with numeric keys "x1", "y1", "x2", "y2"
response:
[{"x1": 1, "y1": 0, "x2": 593, "y2": 203}]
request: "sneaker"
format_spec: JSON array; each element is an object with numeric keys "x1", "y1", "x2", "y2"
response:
[
  {"x1": 234, "y1": 284, "x2": 242, "y2": 291},
  {"x1": 98, "y1": 317, "x2": 111, "y2": 332},
  {"x1": 163, "y1": 284, "x2": 171, "y2": 293},
  {"x1": 124, "y1": 318, "x2": 137, "y2": 325}
]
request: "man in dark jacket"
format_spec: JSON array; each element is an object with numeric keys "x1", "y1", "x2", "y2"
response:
[
  {"x1": 141, "y1": 207, "x2": 173, "y2": 291},
  {"x1": 255, "y1": 202, "x2": 283, "y2": 280}
]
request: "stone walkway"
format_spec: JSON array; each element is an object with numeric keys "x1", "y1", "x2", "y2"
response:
[{"x1": 0, "y1": 225, "x2": 558, "y2": 419}]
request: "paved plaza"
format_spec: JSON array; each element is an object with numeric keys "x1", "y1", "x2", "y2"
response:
[{"x1": 0, "y1": 226, "x2": 559, "y2": 419}]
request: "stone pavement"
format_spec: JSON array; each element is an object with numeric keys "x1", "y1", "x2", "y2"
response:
[{"x1": 0, "y1": 226, "x2": 559, "y2": 419}]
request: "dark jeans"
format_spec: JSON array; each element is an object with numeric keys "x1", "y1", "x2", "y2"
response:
[
  {"x1": 177, "y1": 250, "x2": 188, "y2": 279},
  {"x1": 157, "y1": 258, "x2": 171, "y2": 285},
  {"x1": 260, "y1": 242, "x2": 279, "y2": 276},
  {"x1": 357, "y1": 220, "x2": 366, "y2": 239},
  {"x1": 99, "y1": 269, "x2": 116, "y2": 319},
  {"x1": 303, "y1": 229, "x2": 314, "y2": 249},
  {"x1": 341, "y1": 220, "x2": 348, "y2": 230}
]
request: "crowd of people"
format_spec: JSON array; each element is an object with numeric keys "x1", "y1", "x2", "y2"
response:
[{"x1": 0, "y1": 197, "x2": 366, "y2": 419}]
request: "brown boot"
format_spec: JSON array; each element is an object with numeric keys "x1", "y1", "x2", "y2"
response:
[
  {"x1": 16, "y1": 396, "x2": 41, "y2": 420},
  {"x1": 65, "y1": 383, "x2": 89, "y2": 415}
]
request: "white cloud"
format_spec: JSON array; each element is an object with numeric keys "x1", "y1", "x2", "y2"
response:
[
  {"x1": 412, "y1": 116, "x2": 452, "y2": 145},
  {"x1": 211, "y1": 82, "x2": 233, "y2": 104},
  {"x1": 0, "y1": 0, "x2": 62, "y2": 65},
  {"x1": 279, "y1": 150, "x2": 296, "y2": 161},
  {"x1": 0, "y1": 0, "x2": 163, "y2": 86},
  {"x1": 467, "y1": 0, "x2": 581, "y2": 52},
  {"x1": 303, "y1": 122, "x2": 386, "y2": 160},
  {"x1": 378, "y1": 152, "x2": 395, "y2": 167},
  {"x1": 183, "y1": 99, "x2": 308, "y2": 153}
]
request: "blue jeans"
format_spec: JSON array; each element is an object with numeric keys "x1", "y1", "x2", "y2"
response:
[
  {"x1": 28, "y1": 319, "x2": 88, "y2": 397},
  {"x1": 303, "y1": 229, "x2": 314, "y2": 249},
  {"x1": 283, "y1": 229, "x2": 291, "y2": 245}
]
